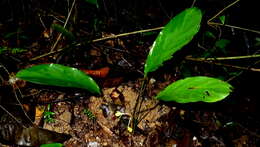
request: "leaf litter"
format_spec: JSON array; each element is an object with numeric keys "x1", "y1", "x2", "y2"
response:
[{"x1": 42, "y1": 82, "x2": 171, "y2": 146}]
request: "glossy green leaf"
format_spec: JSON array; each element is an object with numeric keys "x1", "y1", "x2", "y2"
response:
[
  {"x1": 144, "y1": 7, "x2": 202, "y2": 77},
  {"x1": 51, "y1": 24, "x2": 76, "y2": 41},
  {"x1": 40, "y1": 143, "x2": 63, "y2": 147},
  {"x1": 16, "y1": 64, "x2": 100, "y2": 94},
  {"x1": 156, "y1": 76, "x2": 233, "y2": 103}
]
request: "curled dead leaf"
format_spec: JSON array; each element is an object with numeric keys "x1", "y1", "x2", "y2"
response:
[{"x1": 81, "y1": 67, "x2": 110, "y2": 78}]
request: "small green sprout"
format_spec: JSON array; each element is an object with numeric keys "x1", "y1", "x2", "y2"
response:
[
  {"x1": 83, "y1": 109, "x2": 96, "y2": 120},
  {"x1": 43, "y1": 104, "x2": 55, "y2": 123}
]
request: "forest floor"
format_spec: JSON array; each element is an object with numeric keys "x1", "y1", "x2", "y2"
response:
[{"x1": 0, "y1": 0, "x2": 260, "y2": 146}]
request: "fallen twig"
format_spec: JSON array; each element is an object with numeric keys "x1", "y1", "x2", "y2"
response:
[
  {"x1": 185, "y1": 56, "x2": 260, "y2": 72},
  {"x1": 50, "y1": 0, "x2": 76, "y2": 52},
  {"x1": 207, "y1": 0, "x2": 260, "y2": 34},
  {"x1": 185, "y1": 54, "x2": 260, "y2": 61},
  {"x1": 30, "y1": 26, "x2": 163, "y2": 61}
]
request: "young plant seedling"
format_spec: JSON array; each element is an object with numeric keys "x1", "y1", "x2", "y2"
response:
[
  {"x1": 83, "y1": 109, "x2": 96, "y2": 120},
  {"x1": 133, "y1": 7, "x2": 233, "y2": 128},
  {"x1": 44, "y1": 104, "x2": 55, "y2": 123},
  {"x1": 115, "y1": 111, "x2": 133, "y2": 133},
  {"x1": 145, "y1": 7, "x2": 232, "y2": 102}
]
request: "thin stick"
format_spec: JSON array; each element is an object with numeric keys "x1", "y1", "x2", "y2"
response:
[
  {"x1": 235, "y1": 122, "x2": 260, "y2": 138},
  {"x1": 30, "y1": 48, "x2": 63, "y2": 61},
  {"x1": 0, "y1": 64, "x2": 34, "y2": 125},
  {"x1": 207, "y1": 0, "x2": 260, "y2": 34},
  {"x1": 13, "y1": 88, "x2": 34, "y2": 125},
  {"x1": 0, "y1": 105, "x2": 25, "y2": 127},
  {"x1": 91, "y1": 26, "x2": 163, "y2": 42},
  {"x1": 50, "y1": 0, "x2": 76, "y2": 52},
  {"x1": 185, "y1": 54, "x2": 260, "y2": 61},
  {"x1": 208, "y1": 22, "x2": 260, "y2": 34},
  {"x1": 185, "y1": 56, "x2": 260, "y2": 72},
  {"x1": 30, "y1": 26, "x2": 163, "y2": 61},
  {"x1": 191, "y1": 0, "x2": 197, "y2": 7},
  {"x1": 137, "y1": 102, "x2": 160, "y2": 124},
  {"x1": 207, "y1": 0, "x2": 240, "y2": 24},
  {"x1": 227, "y1": 60, "x2": 260, "y2": 82},
  {"x1": 132, "y1": 77, "x2": 148, "y2": 130},
  {"x1": 136, "y1": 79, "x2": 148, "y2": 121}
]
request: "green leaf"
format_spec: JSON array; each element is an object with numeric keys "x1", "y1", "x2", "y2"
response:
[
  {"x1": 156, "y1": 76, "x2": 233, "y2": 103},
  {"x1": 84, "y1": 0, "x2": 99, "y2": 8},
  {"x1": 0, "y1": 47, "x2": 8, "y2": 54},
  {"x1": 16, "y1": 64, "x2": 100, "y2": 94},
  {"x1": 141, "y1": 31, "x2": 158, "y2": 36},
  {"x1": 254, "y1": 37, "x2": 260, "y2": 47},
  {"x1": 40, "y1": 143, "x2": 63, "y2": 147},
  {"x1": 215, "y1": 39, "x2": 230, "y2": 49},
  {"x1": 219, "y1": 15, "x2": 226, "y2": 24},
  {"x1": 204, "y1": 31, "x2": 216, "y2": 39},
  {"x1": 144, "y1": 7, "x2": 202, "y2": 77},
  {"x1": 51, "y1": 24, "x2": 76, "y2": 41},
  {"x1": 4, "y1": 31, "x2": 17, "y2": 39},
  {"x1": 0, "y1": 47, "x2": 27, "y2": 54},
  {"x1": 11, "y1": 48, "x2": 27, "y2": 54}
]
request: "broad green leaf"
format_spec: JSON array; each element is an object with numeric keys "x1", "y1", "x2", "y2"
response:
[
  {"x1": 16, "y1": 64, "x2": 100, "y2": 94},
  {"x1": 51, "y1": 24, "x2": 76, "y2": 41},
  {"x1": 156, "y1": 76, "x2": 233, "y2": 103},
  {"x1": 144, "y1": 7, "x2": 202, "y2": 77},
  {"x1": 40, "y1": 143, "x2": 63, "y2": 147}
]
